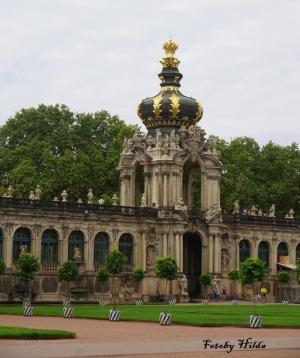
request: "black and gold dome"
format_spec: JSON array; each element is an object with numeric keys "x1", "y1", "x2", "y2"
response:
[{"x1": 137, "y1": 39, "x2": 203, "y2": 132}]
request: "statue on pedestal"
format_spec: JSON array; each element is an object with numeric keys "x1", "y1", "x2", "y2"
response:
[
  {"x1": 180, "y1": 274, "x2": 188, "y2": 297},
  {"x1": 232, "y1": 200, "x2": 240, "y2": 214},
  {"x1": 29, "y1": 191, "x2": 35, "y2": 200},
  {"x1": 35, "y1": 185, "x2": 42, "y2": 200},
  {"x1": 141, "y1": 193, "x2": 146, "y2": 207},
  {"x1": 268, "y1": 204, "x2": 276, "y2": 217},
  {"x1": 112, "y1": 194, "x2": 118, "y2": 206},
  {"x1": 61, "y1": 190, "x2": 68, "y2": 202},
  {"x1": 73, "y1": 246, "x2": 81, "y2": 262},
  {"x1": 87, "y1": 189, "x2": 94, "y2": 204}
]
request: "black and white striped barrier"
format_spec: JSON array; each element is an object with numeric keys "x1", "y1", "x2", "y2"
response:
[
  {"x1": 23, "y1": 305, "x2": 33, "y2": 316},
  {"x1": 63, "y1": 300, "x2": 70, "y2": 308},
  {"x1": 23, "y1": 298, "x2": 30, "y2": 308},
  {"x1": 169, "y1": 299, "x2": 176, "y2": 305},
  {"x1": 232, "y1": 299, "x2": 239, "y2": 305},
  {"x1": 281, "y1": 300, "x2": 289, "y2": 304},
  {"x1": 159, "y1": 312, "x2": 172, "y2": 326},
  {"x1": 63, "y1": 306, "x2": 73, "y2": 318},
  {"x1": 109, "y1": 309, "x2": 120, "y2": 321},
  {"x1": 135, "y1": 300, "x2": 143, "y2": 306},
  {"x1": 99, "y1": 300, "x2": 107, "y2": 307},
  {"x1": 250, "y1": 314, "x2": 262, "y2": 328},
  {"x1": 201, "y1": 300, "x2": 208, "y2": 305}
]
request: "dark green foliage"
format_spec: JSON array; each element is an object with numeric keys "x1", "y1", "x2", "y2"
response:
[
  {"x1": 0, "y1": 259, "x2": 6, "y2": 275},
  {"x1": 218, "y1": 137, "x2": 300, "y2": 217},
  {"x1": 239, "y1": 257, "x2": 267, "y2": 314},
  {"x1": 57, "y1": 261, "x2": 79, "y2": 283},
  {"x1": 132, "y1": 267, "x2": 145, "y2": 283},
  {"x1": 0, "y1": 104, "x2": 135, "y2": 200},
  {"x1": 154, "y1": 256, "x2": 179, "y2": 281},
  {"x1": 106, "y1": 250, "x2": 127, "y2": 275},
  {"x1": 228, "y1": 270, "x2": 240, "y2": 281},
  {"x1": 106, "y1": 250, "x2": 127, "y2": 310},
  {"x1": 96, "y1": 267, "x2": 109, "y2": 282},
  {"x1": 296, "y1": 259, "x2": 300, "y2": 285},
  {"x1": 17, "y1": 254, "x2": 40, "y2": 282},
  {"x1": 239, "y1": 257, "x2": 267, "y2": 285},
  {"x1": 17, "y1": 253, "x2": 41, "y2": 304},
  {"x1": 199, "y1": 273, "x2": 212, "y2": 287},
  {"x1": 277, "y1": 271, "x2": 290, "y2": 284}
]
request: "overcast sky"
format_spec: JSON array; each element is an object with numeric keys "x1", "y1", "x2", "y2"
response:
[{"x1": 0, "y1": 0, "x2": 299, "y2": 145}]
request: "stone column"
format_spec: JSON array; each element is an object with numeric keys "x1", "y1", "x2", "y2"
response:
[
  {"x1": 162, "y1": 233, "x2": 168, "y2": 256},
  {"x1": 3, "y1": 224, "x2": 13, "y2": 269},
  {"x1": 163, "y1": 173, "x2": 168, "y2": 207},
  {"x1": 213, "y1": 233, "x2": 221, "y2": 274},
  {"x1": 144, "y1": 175, "x2": 149, "y2": 206},
  {"x1": 179, "y1": 233, "x2": 183, "y2": 271},
  {"x1": 270, "y1": 239, "x2": 278, "y2": 275},
  {"x1": 141, "y1": 231, "x2": 147, "y2": 270},
  {"x1": 174, "y1": 233, "x2": 180, "y2": 267},
  {"x1": 87, "y1": 227, "x2": 94, "y2": 271},
  {"x1": 152, "y1": 172, "x2": 158, "y2": 207},
  {"x1": 290, "y1": 239, "x2": 296, "y2": 264},
  {"x1": 61, "y1": 225, "x2": 69, "y2": 263},
  {"x1": 208, "y1": 233, "x2": 214, "y2": 273}
]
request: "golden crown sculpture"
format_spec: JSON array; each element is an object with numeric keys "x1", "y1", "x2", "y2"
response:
[{"x1": 160, "y1": 39, "x2": 180, "y2": 68}]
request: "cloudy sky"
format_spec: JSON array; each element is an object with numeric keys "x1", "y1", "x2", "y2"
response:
[{"x1": 0, "y1": 0, "x2": 299, "y2": 145}]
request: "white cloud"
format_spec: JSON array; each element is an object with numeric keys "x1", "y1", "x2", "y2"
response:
[{"x1": 0, "y1": 0, "x2": 299, "y2": 145}]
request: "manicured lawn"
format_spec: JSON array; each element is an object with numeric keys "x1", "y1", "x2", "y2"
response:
[
  {"x1": 0, "y1": 326, "x2": 75, "y2": 339},
  {"x1": 0, "y1": 304, "x2": 299, "y2": 328}
]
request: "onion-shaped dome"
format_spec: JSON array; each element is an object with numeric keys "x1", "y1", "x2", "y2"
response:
[{"x1": 137, "y1": 40, "x2": 203, "y2": 132}]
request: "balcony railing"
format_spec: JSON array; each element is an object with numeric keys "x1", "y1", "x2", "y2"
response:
[
  {"x1": 0, "y1": 197, "x2": 158, "y2": 218},
  {"x1": 222, "y1": 214, "x2": 300, "y2": 227}
]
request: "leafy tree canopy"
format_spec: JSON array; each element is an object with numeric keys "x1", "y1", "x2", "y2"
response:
[
  {"x1": 218, "y1": 137, "x2": 300, "y2": 217},
  {"x1": 17, "y1": 253, "x2": 41, "y2": 282},
  {"x1": 0, "y1": 259, "x2": 6, "y2": 275},
  {"x1": 277, "y1": 271, "x2": 290, "y2": 284},
  {"x1": 239, "y1": 257, "x2": 267, "y2": 285},
  {"x1": 199, "y1": 272, "x2": 212, "y2": 287},
  {"x1": 154, "y1": 256, "x2": 179, "y2": 281},
  {"x1": 57, "y1": 261, "x2": 79, "y2": 282},
  {"x1": 96, "y1": 267, "x2": 109, "y2": 282},
  {"x1": 0, "y1": 104, "x2": 135, "y2": 201},
  {"x1": 106, "y1": 250, "x2": 127, "y2": 275},
  {"x1": 228, "y1": 270, "x2": 240, "y2": 281},
  {"x1": 132, "y1": 267, "x2": 145, "y2": 282}
]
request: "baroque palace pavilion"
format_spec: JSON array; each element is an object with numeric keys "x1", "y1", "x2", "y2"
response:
[{"x1": 0, "y1": 40, "x2": 299, "y2": 303}]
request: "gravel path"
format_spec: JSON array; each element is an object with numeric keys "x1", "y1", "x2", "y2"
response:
[{"x1": 0, "y1": 314, "x2": 299, "y2": 358}]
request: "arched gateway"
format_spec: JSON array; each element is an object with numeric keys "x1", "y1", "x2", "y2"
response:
[{"x1": 183, "y1": 232, "x2": 202, "y2": 297}]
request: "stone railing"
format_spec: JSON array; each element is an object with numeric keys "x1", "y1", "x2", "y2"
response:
[
  {"x1": 0, "y1": 197, "x2": 158, "y2": 218},
  {"x1": 222, "y1": 214, "x2": 300, "y2": 227},
  {"x1": 41, "y1": 263, "x2": 58, "y2": 272}
]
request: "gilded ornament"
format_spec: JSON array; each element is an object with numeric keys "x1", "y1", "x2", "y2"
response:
[
  {"x1": 152, "y1": 94, "x2": 163, "y2": 118},
  {"x1": 169, "y1": 93, "x2": 180, "y2": 118}
]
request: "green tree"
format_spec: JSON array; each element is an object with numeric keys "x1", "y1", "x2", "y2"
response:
[
  {"x1": 295, "y1": 259, "x2": 300, "y2": 285},
  {"x1": 106, "y1": 250, "x2": 127, "y2": 310},
  {"x1": 0, "y1": 259, "x2": 5, "y2": 275},
  {"x1": 239, "y1": 257, "x2": 267, "y2": 314},
  {"x1": 0, "y1": 104, "x2": 135, "y2": 201},
  {"x1": 133, "y1": 267, "x2": 145, "y2": 299},
  {"x1": 96, "y1": 266, "x2": 109, "y2": 300},
  {"x1": 57, "y1": 261, "x2": 79, "y2": 301},
  {"x1": 218, "y1": 137, "x2": 300, "y2": 217},
  {"x1": 154, "y1": 256, "x2": 179, "y2": 308},
  {"x1": 17, "y1": 253, "x2": 41, "y2": 304},
  {"x1": 199, "y1": 273, "x2": 212, "y2": 298}
]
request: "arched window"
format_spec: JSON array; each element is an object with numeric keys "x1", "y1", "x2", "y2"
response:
[
  {"x1": 0, "y1": 228, "x2": 3, "y2": 259},
  {"x1": 41, "y1": 229, "x2": 58, "y2": 264},
  {"x1": 68, "y1": 231, "x2": 84, "y2": 263},
  {"x1": 182, "y1": 161, "x2": 201, "y2": 209},
  {"x1": 13, "y1": 228, "x2": 31, "y2": 261},
  {"x1": 94, "y1": 232, "x2": 109, "y2": 267},
  {"x1": 119, "y1": 234, "x2": 133, "y2": 267},
  {"x1": 296, "y1": 243, "x2": 300, "y2": 260},
  {"x1": 258, "y1": 241, "x2": 269, "y2": 267},
  {"x1": 134, "y1": 163, "x2": 144, "y2": 207},
  {"x1": 277, "y1": 242, "x2": 288, "y2": 259},
  {"x1": 239, "y1": 240, "x2": 250, "y2": 263}
]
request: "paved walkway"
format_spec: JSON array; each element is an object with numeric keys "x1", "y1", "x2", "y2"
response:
[{"x1": 0, "y1": 315, "x2": 299, "y2": 358}]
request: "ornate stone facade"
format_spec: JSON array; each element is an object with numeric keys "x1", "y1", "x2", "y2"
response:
[{"x1": 0, "y1": 40, "x2": 299, "y2": 303}]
